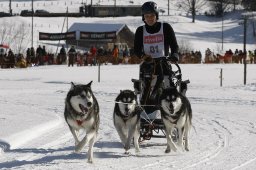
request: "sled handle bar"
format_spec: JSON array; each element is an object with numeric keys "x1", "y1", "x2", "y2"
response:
[
  {"x1": 174, "y1": 63, "x2": 181, "y2": 74},
  {"x1": 171, "y1": 62, "x2": 182, "y2": 80}
]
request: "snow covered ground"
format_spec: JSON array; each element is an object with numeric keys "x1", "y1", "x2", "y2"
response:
[{"x1": 0, "y1": 63, "x2": 256, "y2": 170}]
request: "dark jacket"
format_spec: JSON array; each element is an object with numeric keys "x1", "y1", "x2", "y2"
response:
[
  {"x1": 60, "y1": 47, "x2": 66, "y2": 55},
  {"x1": 68, "y1": 47, "x2": 76, "y2": 54},
  {"x1": 134, "y1": 22, "x2": 179, "y2": 58}
]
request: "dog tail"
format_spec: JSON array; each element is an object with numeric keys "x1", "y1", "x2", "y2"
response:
[
  {"x1": 185, "y1": 101, "x2": 193, "y2": 134},
  {"x1": 185, "y1": 113, "x2": 197, "y2": 136},
  {"x1": 191, "y1": 124, "x2": 197, "y2": 135},
  {"x1": 187, "y1": 110, "x2": 197, "y2": 135},
  {"x1": 186, "y1": 99, "x2": 192, "y2": 128}
]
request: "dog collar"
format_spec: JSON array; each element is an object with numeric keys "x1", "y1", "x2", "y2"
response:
[{"x1": 76, "y1": 120, "x2": 83, "y2": 126}]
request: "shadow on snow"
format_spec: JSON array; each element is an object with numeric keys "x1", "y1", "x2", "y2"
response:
[{"x1": 0, "y1": 141, "x2": 128, "y2": 169}]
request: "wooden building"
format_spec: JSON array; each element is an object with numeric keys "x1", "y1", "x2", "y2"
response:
[{"x1": 66, "y1": 23, "x2": 135, "y2": 51}]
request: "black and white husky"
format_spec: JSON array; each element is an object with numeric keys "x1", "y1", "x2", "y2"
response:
[
  {"x1": 64, "y1": 81, "x2": 100, "y2": 163},
  {"x1": 160, "y1": 87, "x2": 192, "y2": 153},
  {"x1": 113, "y1": 90, "x2": 141, "y2": 154}
]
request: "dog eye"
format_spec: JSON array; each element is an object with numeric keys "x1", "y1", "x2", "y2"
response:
[
  {"x1": 165, "y1": 96, "x2": 173, "y2": 102},
  {"x1": 86, "y1": 92, "x2": 92, "y2": 98},
  {"x1": 80, "y1": 94, "x2": 86, "y2": 98},
  {"x1": 171, "y1": 95, "x2": 176, "y2": 100},
  {"x1": 80, "y1": 91, "x2": 87, "y2": 98},
  {"x1": 166, "y1": 96, "x2": 170, "y2": 101}
]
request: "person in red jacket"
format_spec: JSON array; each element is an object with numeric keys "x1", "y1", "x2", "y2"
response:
[
  {"x1": 90, "y1": 46, "x2": 97, "y2": 65},
  {"x1": 112, "y1": 45, "x2": 119, "y2": 64}
]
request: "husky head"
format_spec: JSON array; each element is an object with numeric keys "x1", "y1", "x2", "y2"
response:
[
  {"x1": 160, "y1": 87, "x2": 182, "y2": 115},
  {"x1": 115, "y1": 90, "x2": 137, "y2": 118},
  {"x1": 66, "y1": 81, "x2": 94, "y2": 119}
]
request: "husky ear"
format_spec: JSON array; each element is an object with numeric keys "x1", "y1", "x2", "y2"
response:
[
  {"x1": 87, "y1": 81, "x2": 93, "y2": 87},
  {"x1": 70, "y1": 82, "x2": 76, "y2": 90}
]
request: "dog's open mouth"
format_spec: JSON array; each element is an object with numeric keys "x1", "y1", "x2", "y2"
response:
[{"x1": 79, "y1": 104, "x2": 88, "y2": 114}]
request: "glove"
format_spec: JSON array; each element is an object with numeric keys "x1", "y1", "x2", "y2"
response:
[
  {"x1": 168, "y1": 53, "x2": 179, "y2": 63},
  {"x1": 142, "y1": 55, "x2": 153, "y2": 63}
]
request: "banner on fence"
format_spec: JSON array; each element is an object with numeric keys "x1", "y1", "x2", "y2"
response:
[
  {"x1": 39, "y1": 32, "x2": 76, "y2": 40},
  {"x1": 80, "y1": 31, "x2": 116, "y2": 39}
]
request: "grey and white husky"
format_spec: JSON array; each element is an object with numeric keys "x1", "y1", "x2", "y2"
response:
[
  {"x1": 113, "y1": 90, "x2": 141, "y2": 154},
  {"x1": 160, "y1": 87, "x2": 192, "y2": 153},
  {"x1": 64, "y1": 81, "x2": 100, "y2": 163}
]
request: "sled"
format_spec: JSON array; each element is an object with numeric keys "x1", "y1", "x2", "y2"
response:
[{"x1": 132, "y1": 62, "x2": 190, "y2": 141}]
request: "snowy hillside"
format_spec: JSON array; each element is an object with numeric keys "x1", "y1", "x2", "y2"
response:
[{"x1": 1, "y1": 0, "x2": 190, "y2": 14}]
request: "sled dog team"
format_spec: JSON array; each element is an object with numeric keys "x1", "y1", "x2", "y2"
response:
[{"x1": 64, "y1": 81, "x2": 192, "y2": 163}]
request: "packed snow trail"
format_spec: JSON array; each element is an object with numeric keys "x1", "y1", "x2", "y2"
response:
[{"x1": 0, "y1": 65, "x2": 256, "y2": 170}]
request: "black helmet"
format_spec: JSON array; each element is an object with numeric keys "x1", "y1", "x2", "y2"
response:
[{"x1": 141, "y1": 1, "x2": 159, "y2": 21}]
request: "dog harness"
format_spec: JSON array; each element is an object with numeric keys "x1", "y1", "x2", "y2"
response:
[{"x1": 76, "y1": 120, "x2": 83, "y2": 126}]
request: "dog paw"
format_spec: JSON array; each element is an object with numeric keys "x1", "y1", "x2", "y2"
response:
[
  {"x1": 172, "y1": 147, "x2": 178, "y2": 152},
  {"x1": 165, "y1": 148, "x2": 171, "y2": 153},
  {"x1": 87, "y1": 159, "x2": 93, "y2": 164},
  {"x1": 135, "y1": 149, "x2": 140, "y2": 153},
  {"x1": 165, "y1": 145, "x2": 170, "y2": 153},
  {"x1": 124, "y1": 151, "x2": 130, "y2": 155},
  {"x1": 135, "y1": 150, "x2": 141, "y2": 156},
  {"x1": 75, "y1": 141, "x2": 80, "y2": 146},
  {"x1": 74, "y1": 149, "x2": 81, "y2": 153},
  {"x1": 75, "y1": 145, "x2": 83, "y2": 153},
  {"x1": 124, "y1": 145, "x2": 130, "y2": 151}
]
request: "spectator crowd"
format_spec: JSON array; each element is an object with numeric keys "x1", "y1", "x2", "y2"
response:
[{"x1": 1, "y1": 45, "x2": 256, "y2": 69}]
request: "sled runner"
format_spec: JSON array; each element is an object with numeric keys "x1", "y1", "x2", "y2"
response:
[{"x1": 132, "y1": 61, "x2": 190, "y2": 141}]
